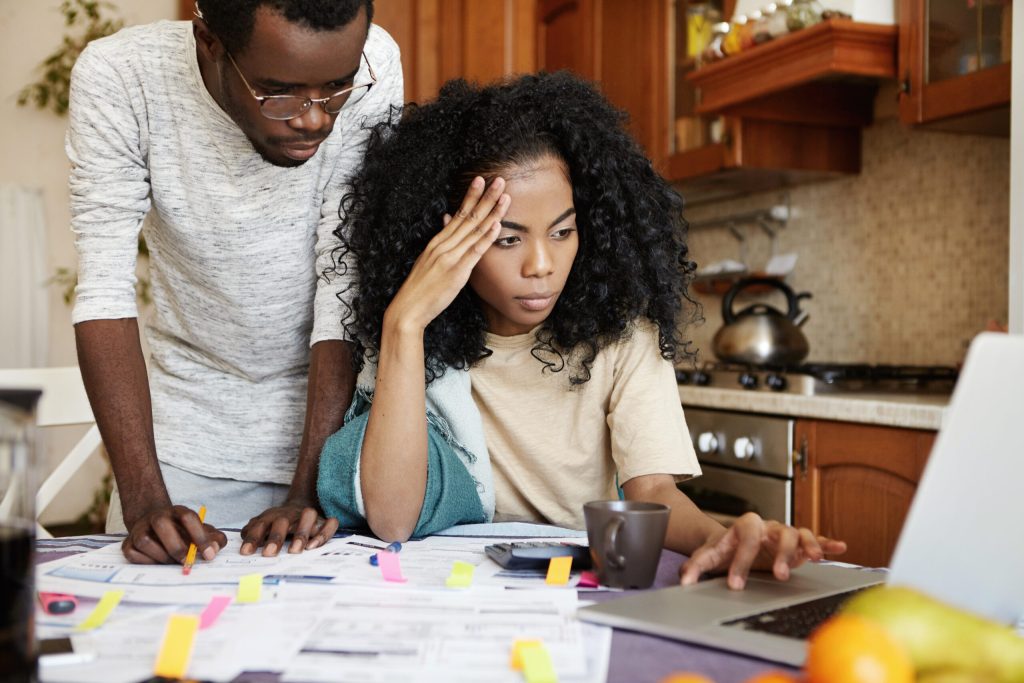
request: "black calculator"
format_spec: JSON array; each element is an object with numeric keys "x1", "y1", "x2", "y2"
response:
[{"x1": 484, "y1": 541, "x2": 592, "y2": 570}]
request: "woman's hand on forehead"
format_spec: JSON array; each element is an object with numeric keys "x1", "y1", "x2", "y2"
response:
[{"x1": 384, "y1": 176, "x2": 510, "y2": 331}]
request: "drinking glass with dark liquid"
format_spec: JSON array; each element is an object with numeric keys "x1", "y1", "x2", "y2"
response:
[{"x1": 1, "y1": 389, "x2": 40, "y2": 683}]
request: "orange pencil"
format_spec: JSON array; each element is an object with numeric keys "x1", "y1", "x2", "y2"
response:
[{"x1": 182, "y1": 505, "x2": 206, "y2": 576}]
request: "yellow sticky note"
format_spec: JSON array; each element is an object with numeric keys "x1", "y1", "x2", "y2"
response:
[
  {"x1": 152, "y1": 614, "x2": 200, "y2": 679},
  {"x1": 445, "y1": 560, "x2": 475, "y2": 588},
  {"x1": 521, "y1": 642, "x2": 558, "y2": 683},
  {"x1": 237, "y1": 573, "x2": 263, "y2": 603},
  {"x1": 545, "y1": 556, "x2": 572, "y2": 585},
  {"x1": 75, "y1": 590, "x2": 124, "y2": 631},
  {"x1": 510, "y1": 639, "x2": 543, "y2": 670}
]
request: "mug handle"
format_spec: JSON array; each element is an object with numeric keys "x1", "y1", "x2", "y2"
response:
[{"x1": 604, "y1": 517, "x2": 626, "y2": 569}]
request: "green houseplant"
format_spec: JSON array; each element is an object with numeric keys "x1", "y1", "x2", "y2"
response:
[
  {"x1": 20, "y1": 1, "x2": 143, "y2": 534},
  {"x1": 18, "y1": 0, "x2": 125, "y2": 116}
]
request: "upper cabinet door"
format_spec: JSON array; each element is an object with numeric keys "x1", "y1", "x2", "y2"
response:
[
  {"x1": 538, "y1": 0, "x2": 596, "y2": 78},
  {"x1": 898, "y1": 0, "x2": 1011, "y2": 133}
]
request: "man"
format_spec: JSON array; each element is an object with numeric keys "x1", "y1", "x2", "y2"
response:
[{"x1": 66, "y1": 0, "x2": 402, "y2": 563}]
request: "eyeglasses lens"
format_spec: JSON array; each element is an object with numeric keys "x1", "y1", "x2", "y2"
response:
[{"x1": 258, "y1": 84, "x2": 372, "y2": 120}]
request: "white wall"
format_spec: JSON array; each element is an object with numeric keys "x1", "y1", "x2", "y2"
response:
[
  {"x1": 1011, "y1": 1, "x2": 1023, "y2": 333},
  {"x1": 0, "y1": 0, "x2": 178, "y2": 526}
]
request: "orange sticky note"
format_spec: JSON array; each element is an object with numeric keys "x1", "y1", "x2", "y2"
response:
[
  {"x1": 545, "y1": 556, "x2": 572, "y2": 585},
  {"x1": 237, "y1": 573, "x2": 263, "y2": 603},
  {"x1": 521, "y1": 642, "x2": 558, "y2": 683},
  {"x1": 377, "y1": 551, "x2": 407, "y2": 583},
  {"x1": 152, "y1": 614, "x2": 200, "y2": 679},
  {"x1": 510, "y1": 639, "x2": 543, "y2": 670}
]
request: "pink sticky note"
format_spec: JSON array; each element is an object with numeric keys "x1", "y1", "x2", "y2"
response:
[
  {"x1": 377, "y1": 551, "x2": 408, "y2": 583},
  {"x1": 198, "y1": 595, "x2": 232, "y2": 630},
  {"x1": 577, "y1": 571, "x2": 600, "y2": 588}
]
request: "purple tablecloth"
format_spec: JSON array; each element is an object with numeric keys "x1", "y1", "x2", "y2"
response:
[{"x1": 36, "y1": 537, "x2": 793, "y2": 683}]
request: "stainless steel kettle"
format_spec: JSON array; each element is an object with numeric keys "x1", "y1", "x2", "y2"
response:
[{"x1": 712, "y1": 277, "x2": 811, "y2": 366}]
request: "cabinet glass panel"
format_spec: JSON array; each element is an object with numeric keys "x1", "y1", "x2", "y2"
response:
[
  {"x1": 927, "y1": 0, "x2": 1012, "y2": 83},
  {"x1": 669, "y1": 0, "x2": 726, "y2": 155}
]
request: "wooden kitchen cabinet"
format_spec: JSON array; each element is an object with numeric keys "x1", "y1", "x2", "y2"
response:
[
  {"x1": 375, "y1": 0, "x2": 537, "y2": 104},
  {"x1": 532, "y1": 1, "x2": 890, "y2": 202},
  {"x1": 793, "y1": 419, "x2": 936, "y2": 568},
  {"x1": 897, "y1": 0, "x2": 1011, "y2": 134}
]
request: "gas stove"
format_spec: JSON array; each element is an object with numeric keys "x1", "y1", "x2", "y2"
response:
[{"x1": 675, "y1": 362, "x2": 958, "y2": 396}]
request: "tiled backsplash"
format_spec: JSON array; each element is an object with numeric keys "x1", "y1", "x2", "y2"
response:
[{"x1": 678, "y1": 117, "x2": 1009, "y2": 367}]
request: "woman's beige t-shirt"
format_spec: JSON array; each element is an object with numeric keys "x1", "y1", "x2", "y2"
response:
[{"x1": 469, "y1": 321, "x2": 701, "y2": 529}]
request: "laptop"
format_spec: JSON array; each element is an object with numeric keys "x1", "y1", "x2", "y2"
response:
[{"x1": 578, "y1": 333, "x2": 1024, "y2": 665}]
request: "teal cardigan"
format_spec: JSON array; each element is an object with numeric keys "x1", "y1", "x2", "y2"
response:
[{"x1": 316, "y1": 391, "x2": 487, "y2": 537}]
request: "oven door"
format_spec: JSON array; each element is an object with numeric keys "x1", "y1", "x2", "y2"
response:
[{"x1": 678, "y1": 464, "x2": 792, "y2": 526}]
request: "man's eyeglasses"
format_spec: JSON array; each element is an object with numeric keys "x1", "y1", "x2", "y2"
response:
[{"x1": 225, "y1": 50, "x2": 377, "y2": 121}]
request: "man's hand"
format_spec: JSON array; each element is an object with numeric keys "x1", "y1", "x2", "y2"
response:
[
  {"x1": 122, "y1": 505, "x2": 227, "y2": 565},
  {"x1": 240, "y1": 500, "x2": 340, "y2": 556},
  {"x1": 679, "y1": 512, "x2": 847, "y2": 590}
]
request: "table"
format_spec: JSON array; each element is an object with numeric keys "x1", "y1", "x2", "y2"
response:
[{"x1": 36, "y1": 536, "x2": 795, "y2": 683}]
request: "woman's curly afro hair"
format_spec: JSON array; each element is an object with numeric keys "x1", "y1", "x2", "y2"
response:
[{"x1": 335, "y1": 71, "x2": 699, "y2": 384}]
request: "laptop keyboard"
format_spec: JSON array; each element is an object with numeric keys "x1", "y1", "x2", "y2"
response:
[{"x1": 722, "y1": 588, "x2": 868, "y2": 640}]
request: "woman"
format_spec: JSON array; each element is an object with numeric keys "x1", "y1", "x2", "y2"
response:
[{"x1": 319, "y1": 72, "x2": 845, "y2": 588}]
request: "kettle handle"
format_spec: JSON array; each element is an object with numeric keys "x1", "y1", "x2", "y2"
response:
[{"x1": 721, "y1": 277, "x2": 812, "y2": 324}]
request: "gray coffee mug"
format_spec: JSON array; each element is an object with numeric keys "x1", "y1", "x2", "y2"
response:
[{"x1": 583, "y1": 500, "x2": 670, "y2": 589}]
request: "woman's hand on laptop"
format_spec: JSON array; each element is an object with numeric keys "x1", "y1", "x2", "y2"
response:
[{"x1": 679, "y1": 512, "x2": 847, "y2": 590}]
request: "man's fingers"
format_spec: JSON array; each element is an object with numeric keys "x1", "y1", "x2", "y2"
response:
[
  {"x1": 262, "y1": 516, "x2": 292, "y2": 557},
  {"x1": 206, "y1": 525, "x2": 227, "y2": 555},
  {"x1": 308, "y1": 516, "x2": 339, "y2": 550},
  {"x1": 240, "y1": 519, "x2": 268, "y2": 555},
  {"x1": 122, "y1": 538, "x2": 159, "y2": 565},
  {"x1": 176, "y1": 507, "x2": 216, "y2": 561},
  {"x1": 150, "y1": 514, "x2": 190, "y2": 564},
  {"x1": 289, "y1": 508, "x2": 318, "y2": 553}
]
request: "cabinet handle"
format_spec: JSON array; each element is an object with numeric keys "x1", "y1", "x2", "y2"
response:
[
  {"x1": 899, "y1": 76, "x2": 911, "y2": 97},
  {"x1": 792, "y1": 435, "x2": 808, "y2": 479}
]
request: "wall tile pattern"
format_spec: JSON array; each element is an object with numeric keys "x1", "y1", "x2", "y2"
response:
[{"x1": 677, "y1": 118, "x2": 1009, "y2": 367}]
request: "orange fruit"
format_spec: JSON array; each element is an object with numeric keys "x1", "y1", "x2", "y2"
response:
[
  {"x1": 805, "y1": 614, "x2": 914, "y2": 683},
  {"x1": 745, "y1": 672, "x2": 804, "y2": 683},
  {"x1": 659, "y1": 674, "x2": 716, "y2": 683}
]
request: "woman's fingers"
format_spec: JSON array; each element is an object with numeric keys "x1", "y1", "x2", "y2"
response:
[
  {"x1": 679, "y1": 528, "x2": 736, "y2": 585},
  {"x1": 452, "y1": 190, "x2": 509, "y2": 252},
  {"x1": 771, "y1": 524, "x2": 802, "y2": 580},
  {"x1": 726, "y1": 517, "x2": 765, "y2": 590}
]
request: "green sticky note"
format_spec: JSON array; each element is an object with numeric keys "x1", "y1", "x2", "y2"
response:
[
  {"x1": 445, "y1": 560, "x2": 475, "y2": 588},
  {"x1": 76, "y1": 590, "x2": 125, "y2": 631},
  {"x1": 521, "y1": 642, "x2": 558, "y2": 683},
  {"x1": 152, "y1": 614, "x2": 200, "y2": 679},
  {"x1": 237, "y1": 573, "x2": 263, "y2": 603}
]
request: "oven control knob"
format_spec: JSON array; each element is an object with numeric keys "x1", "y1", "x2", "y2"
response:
[
  {"x1": 697, "y1": 432, "x2": 721, "y2": 454},
  {"x1": 738, "y1": 372, "x2": 759, "y2": 390},
  {"x1": 692, "y1": 371, "x2": 711, "y2": 386},
  {"x1": 766, "y1": 373, "x2": 788, "y2": 392},
  {"x1": 733, "y1": 436, "x2": 758, "y2": 460},
  {"x1": 676, "y1": 370, "x2": 691, "y2": 384}
]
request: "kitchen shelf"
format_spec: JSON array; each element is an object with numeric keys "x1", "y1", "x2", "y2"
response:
[{"x1": 687, "y1": 19, "x2": 898, "y2": 118}]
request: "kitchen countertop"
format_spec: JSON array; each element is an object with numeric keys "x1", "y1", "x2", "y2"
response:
[{"x1": 678, "y1": 385, "x2": 949, "y2": 430}]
